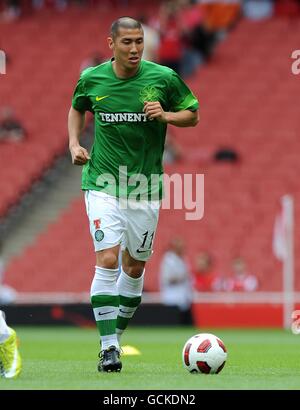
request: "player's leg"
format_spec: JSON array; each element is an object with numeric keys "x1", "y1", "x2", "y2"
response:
[
  {"x1": 116, "y1": 200, "x2": 160, "y2": 344},
  {"x1": 0, "y1": 310, "x2": 22, "y2": 378},
  {"x1": 93, "y1": 246, "x2": 122, "y2": 372},
  {"x1": 116, "y1": 250, "x2": 145, "y2": 343},
  {"x1": 85, "y1": 190, "x2": 124, "y2": 372}
]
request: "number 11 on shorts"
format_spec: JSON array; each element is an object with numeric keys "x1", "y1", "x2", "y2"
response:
[{"x1": 136, "y1": 231, "x2": 154, "y2": 253}]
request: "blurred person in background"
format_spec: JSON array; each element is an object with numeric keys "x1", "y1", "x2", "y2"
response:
[
  {"x1": 32, "y1": 0, "x2": 67, "y2": 12},
  {"x1": 0, "y1": 0, "x2": 21, "y2": 22},
  {"x1": 180, "y1": 0, "x2": 218, "y2": 66},
  {"x1": 80, "y1": 51, "x2": 105, "y2": 72},
  {"x1": 193, "y1": 251, "x2": 223, "y2": 292},
  {"x1": 162, "y1": 130, "x2": 182, "y2": 164},
  {"x1": 139, "y1": 15, "x2": 160, "y2": 62},
  {"x1": 243, "y1": 0, "x2": 274, "y2": 20},
  {"x1": 224, "y1": 256, "x2": 259, "y2": 292},
  {"x1": 0, "y1": 107, "x2": 26, "y2": 142},
  {"x1": 157, "y1": 0, "x2": 183, "y2": 74},
  {"x1": 159, "y1": 237, "x2": 193, "y2": 325},
  {"x1": 200, "y1": 0, "x2": 242, "y2": 34}
]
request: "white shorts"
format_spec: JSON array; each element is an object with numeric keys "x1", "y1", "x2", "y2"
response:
[{"x1": 84, "y1": 190, "x2": 160, "y2": 261}]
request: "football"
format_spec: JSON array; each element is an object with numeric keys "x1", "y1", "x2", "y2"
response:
[{"x1": 182, "y1": 333, "x2": 227, "y2": 374}]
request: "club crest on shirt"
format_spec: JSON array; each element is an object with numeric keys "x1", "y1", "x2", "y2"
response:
[
  {"x1": 95, "y1": 229, "x2": 104, "y2": 242},
  {"x1": 93, "y1": 219, "x2": 101, "y2": 229},
  {"x1": 139, "y1": 85, "x2": 161, "y2": 103}
]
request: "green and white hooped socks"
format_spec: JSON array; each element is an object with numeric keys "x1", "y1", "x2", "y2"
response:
[
  {"x1": 116, "y1": 268, "x2": 144, "y2": 343},
  {"x1": 91, "y1": 266, "x2": 120, "y2": 351}
]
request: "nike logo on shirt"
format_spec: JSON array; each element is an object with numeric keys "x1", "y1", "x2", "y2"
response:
[{"x1": 96, "y1": 95, "x2": 109, "y2": 101}]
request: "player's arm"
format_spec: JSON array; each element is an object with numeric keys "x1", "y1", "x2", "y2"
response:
[
  {"x1": 143, "y1": 101, "x2": 199, "y2": 127},
  {"x1": 68, "y1": 106, "x2": 90, "y2": 165},
  {"x1": 163, "y1": 109, "x2": 199, "y2": 127}
]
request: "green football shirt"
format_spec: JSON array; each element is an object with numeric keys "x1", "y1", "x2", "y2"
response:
[{"x1": 72, "y1": 59, "x2": 199, "y2": 199}]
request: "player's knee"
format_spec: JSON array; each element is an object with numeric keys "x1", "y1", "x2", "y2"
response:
[
  {"x1": 122, "y1": 264, "x2": 144, "y2": 278},
  {"x1": 97, "y1": 251, "x2": 119, "y2": 269}
]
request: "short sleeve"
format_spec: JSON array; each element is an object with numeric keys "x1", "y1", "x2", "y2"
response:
[
  {"x1": 72, "y1": 75, "x2": 92, "y2": 113},
  {"x1": 168, "y1": 71, "x2": 199, "y2": 112}
]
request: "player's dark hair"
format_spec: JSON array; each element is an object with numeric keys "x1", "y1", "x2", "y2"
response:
[{"x1": 110, "y1": 17, "x2": 143, "y2": 39}]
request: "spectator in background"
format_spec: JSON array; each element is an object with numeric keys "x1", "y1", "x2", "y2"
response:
[
  {"x1": 80, "y1": 51, "x2": 104, "y2": 72},
  {"x1": 193, "y1": 251, "x2": 223, "y2": 292},
  {"x1": 224, "y1": 256, "x2": 259, "y2": 292},
  {"x1": 243, "y1": 0, "x2": 274, "y2": 20},
  {"x1": 200, "y1": 0, "x2": 242, "y2": 34},
  {"x1": 139, "y1": 15, "x2": 160, "y2": 62},
  {"x1": 178, "y1": 0, "x2": 206, "y2": 76},
  {"x1": 181, "y1": 0, "x2": 218, "y2": 64},
  {"x1": 159, "y1": 237, "x2": 193, "y2": 324},
  {"x1": 157, "y1": 1, "x2": 183, "y2": 74},
  {"x1": 0, "y1": 107, "x2": 26, "y2": 142},
  {"x1": 1, "y1": 0, "x2": 21, "y2": 22},
  {"x1": 32, "y1": 0, "x2": 67, "y2": 13},
  {"x1": 163, "y1": 130, "x2": 182, "y2": 164}
]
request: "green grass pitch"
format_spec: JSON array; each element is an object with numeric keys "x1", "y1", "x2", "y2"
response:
[{"x1": 1, "y1": 326, "x2": 300, "y2": 390}]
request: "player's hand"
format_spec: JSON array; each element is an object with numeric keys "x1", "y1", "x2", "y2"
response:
[
  {"x1": 69, "y1": 144, "x2": 90, "y2": 166},
  {"x1": 143, "y1": 101, "x2": 168, "y2": 123}
]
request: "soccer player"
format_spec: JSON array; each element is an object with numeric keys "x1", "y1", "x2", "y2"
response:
[
  {"x1": 0, "y1": 310, "x2": 22, "y2": 378},
  {"x1": 68, "y1": 17, "x2": 199, "y2": 372}
]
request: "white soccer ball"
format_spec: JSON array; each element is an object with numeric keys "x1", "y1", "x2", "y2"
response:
[{"x1": 182, "y1": 333, "x2": 227, "y2": 374}]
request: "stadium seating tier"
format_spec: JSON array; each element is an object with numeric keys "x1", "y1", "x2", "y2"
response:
[{"x1": 2, "y1": 11, "x2": 300, "y2": 292}]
